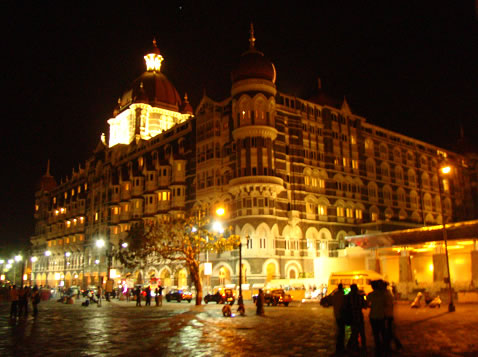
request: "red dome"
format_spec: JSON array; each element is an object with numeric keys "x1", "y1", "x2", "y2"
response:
[
  {"x1": 231, "y1": 49, "x2": 276, "y2": 83},
  {"x1": 132, "y1": 71, "x2": 181, "y2": 109}
]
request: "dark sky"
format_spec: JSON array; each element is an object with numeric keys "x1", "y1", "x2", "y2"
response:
[{"x1": 1, "y1": 2, "x2": 477, "y2": 253}]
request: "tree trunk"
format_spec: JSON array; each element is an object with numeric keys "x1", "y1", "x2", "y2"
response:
[{"x1": 188, "y1": 260, "x2": 202, "y2": 305}]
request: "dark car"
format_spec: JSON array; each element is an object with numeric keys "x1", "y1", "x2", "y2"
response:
[
  {"x1": 165, "y1": 289, "x2": 193, "y2": 303},
  {"x1": 204, "y1": 288, "x2": 235, "y2": 305},
  {"x1": 264, "y1": 289, "x2": 292, "y2": 306}
]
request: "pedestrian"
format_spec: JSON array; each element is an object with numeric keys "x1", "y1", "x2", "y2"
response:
[
  {"x1": 368, "y1": 280, "x2": 387, "y2": 357},
  {"x1": 384, "y1": 282, "x2": 402, "y2": 352},
  {"x1": 135, "y1": 287, "x2": 142, "y2": 307},
  {"x1": 255, "y1": 289, "x2": 265, "y2": 316},
  {"x1": 345, "y1": 284, "x2": 367, "y2": 352},
  {"x1": 9, "y1": 285, "x2": 19, "y2": 319},
  {"x1": 155, "y1": 288, "x2": 160, "y2": 306},
  {"x1": 145, "y1": 286, "x2": 151, "y2": 306},
  {"x1": 158, "y1": 285, "x2": 163, "y2": 307},
  {"x1": 22, "y1": 286, "x2": 31, "y2": 317},
  {"x1": 31, "y1": 286, "x2": 41, "y2": 317},
  {"x1": 331, "y1": 283, "x2": 346, "y2": 353},
  {"x1": 97, "y1": 286, "x2": 102, "y2": 307}
]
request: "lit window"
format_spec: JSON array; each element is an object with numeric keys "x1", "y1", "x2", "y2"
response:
[
  {"x1": 78, "y1": 185, "x2": 81, "y2": 193},
  {"x1": 35, "y1": 204, "x2": 39, "y2": 211},
  {"x1": 95, "y1": 212, "x2": 99, "y2": 221},
  {"x1": 64, "y1": 192, "x2": 68, "y2": 199},
  {"x1": 73, "y1": 218, "x2": 77, "y2": 225},
  {"x1": 79, "y1": 216, "x2": 84, "y2": 224},
  {"x1": 352, "y1": 160, "x2": 359, "y2": 169},
  {"x1": 66, "y1": 221, "x2": 71, "y2": 228},
  {"x1": 71, "y1": 189, "x2": 75, "y2": 196},
  {"x1": 318, "y1": 179, "x2": 325, "y2": 188},
  {"x1": 442, "y1": 179, "x2": 449, "y2": 192},
  {"x1": 318, "y1": 205, "x2": 327, "y2": 216},
  {"x1": 48, "y1": 241, "x2": 52, "y2": 247},
  {"x1": 177, "y1": 163, "x2": 182, "y2": 171},
  {"x1": 351, "y1": 135, "x2": 356, "y2": 145},
  {"x1": 337, "y1": 206, "x2": 344, "y2": 217},
  {"x1": 84, "y1": 183, "x2": 88, "y2": 190},
  {"x1": 304, "y1": 176, "x2": 310, "y2": 185},
  {"x1": 346, "y1": 208, "x2": 354, "y2": 218},
  {"x1": 53, "y1": 197, "x2": 56, "y2": 204},
  {"x1": 371, "y1": 212, "x2": 378, "y2": 221},
  {"x1": 55, "y1": 210, "x2": 59, "y2": 216},
  {"x1": 66, "y1": 237, "x2": 70, "y2": 244},
  {"x1": 355, "y1": 209, "x2": 363, "y2": 219}
]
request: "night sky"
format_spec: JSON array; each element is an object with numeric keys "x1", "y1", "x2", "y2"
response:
[{"x1": 1, "y1": 2, "x2": 477, "y2": 254}]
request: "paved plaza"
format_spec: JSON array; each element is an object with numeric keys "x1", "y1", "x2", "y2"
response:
[{"x1": 1, "y1": 299, "x2": 477, "y2": 356}]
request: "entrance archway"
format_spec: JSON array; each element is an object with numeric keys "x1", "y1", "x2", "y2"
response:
[
  {"x1": 160, "y1": 269, "x2": 171, "y2": 287},
  {"x1": 177, "y1": 268, "x2": 187, "y2": 288},
  {"x1": 266, "y1": 263, "x2": 276, "y2": 282}
]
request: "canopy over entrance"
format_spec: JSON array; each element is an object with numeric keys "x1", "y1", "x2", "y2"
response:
[{"x1": 346, "y1": 220, "x2": 478, "y2": 249}]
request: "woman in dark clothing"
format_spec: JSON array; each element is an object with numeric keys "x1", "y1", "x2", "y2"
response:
[{"x1": 256, "y1": 289, "x2": 265, "y2": 316}]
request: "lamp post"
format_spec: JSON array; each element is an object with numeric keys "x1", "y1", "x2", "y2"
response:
[
  {"x1": 45, "y1": 250, "x2": 51, "y2": 287},
  {"x1": 438, "y1": 164, "x2": 455, "y2": 312},
  {"x1": 96, "y1": 238, "x2": 113, "y2": 301},
  {"x1": 237, "y1": 235, "x2": 249, "y2": 315},
  {"x1": 14, "y1": 255, "x2": 22, "y2": 285}
]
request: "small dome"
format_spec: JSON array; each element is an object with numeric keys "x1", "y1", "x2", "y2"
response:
[
  {"x1": 132, "y1": 71, "x2": 181, "y2": 109},
  {"x1": 231, "y1": 24, "x2": 276, "y2": 84},
  {"x1": 231, "y1": 49, "x2": 276, "y2": 83}
]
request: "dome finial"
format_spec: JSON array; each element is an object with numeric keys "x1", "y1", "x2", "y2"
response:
[
  {"x1": 46, "y1": 159, "x2": 51, "y2": 176},
  {"x1": 144, "y1": 38, "x2": 164, "y2": 72},
  {"x1": 249, "y1": 22, "x2": 256, "y2": 49}
]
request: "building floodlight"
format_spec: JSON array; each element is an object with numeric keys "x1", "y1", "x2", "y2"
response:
[{"x1": 96, "y1": 239, "x2": 105, "y2": 248}]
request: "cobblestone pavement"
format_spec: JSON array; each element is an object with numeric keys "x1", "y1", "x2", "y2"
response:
[{"x1": 1, "y1": 299, "x2": 477, "y2": 356}]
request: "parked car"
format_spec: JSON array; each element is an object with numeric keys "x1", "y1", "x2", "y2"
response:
[
  {"x1": 264, "y1": 289, "x2": 292, "y2": 306},
  {"x1": 165, "y1": 289, "x2": 193, "y2": 303},
  {"x1": 204, "y1": 288, "x2": 235, "y2": 305}
]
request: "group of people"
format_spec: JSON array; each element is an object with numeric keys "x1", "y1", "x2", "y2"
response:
[
  {"x1": 134, "y1": 285, "x2": 164, "y2": 307},
  {"x1": 331, "y1": 280, "x2": 402, "y2": 356},
  {"x1": 9, "y1": 285, "x2": 41, "y2": 318}
]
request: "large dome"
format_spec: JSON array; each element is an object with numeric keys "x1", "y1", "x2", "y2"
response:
[
  {"x1": 231, "y1": 48, "x2": 276, "y2": 83},
  {"x1": 132, "y1": 71, "x2": 181, "y2": 109}
]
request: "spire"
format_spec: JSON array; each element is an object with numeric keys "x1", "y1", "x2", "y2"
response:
[
  {"x1": 45, "y1": 159, "x2": 51, "y2": 176},
  {"x1": 249, "y1": 22, "x2": 256, "y2": 49}
]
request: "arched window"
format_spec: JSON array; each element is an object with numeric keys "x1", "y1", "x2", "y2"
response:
[
  {"x1": 395, "y1": 166, "x2": 404, "y2": 184},
  {"x1": 379, "y1": 143, "x2": 388, "y2": 160},
  {"x1": 410, "y1": 190, "x2": 419, "y2": 209},
  {"x1": 397, "y1": 188, "x2": 406, "y2": 207},
  {"x1": 368, "y1": 182, "x2": 378, "y2": 201},
  {"x1": 383, "y1": 185, "x2": 392, "y2": 204},
  {"x1": 381, "y1": 162, "x2": 390, "y2": 178},
  {"x1": 366, "y1": 158, "x2": 376, "y2": 177},
  {"x1": 408, "y1": 169, "x2": 416, "y2": 186}
]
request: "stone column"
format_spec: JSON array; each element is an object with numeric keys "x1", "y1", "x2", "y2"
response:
[
  {"x1": 367, "y1": 249, "x2": 381, "y2": 274},
  {"x1": 433, "y1": 246, "x2": 448, "y2": 282},
  {"x1": 471, "y1": 241, "x2": 478, "y2": 285},
  {"x1": 399, "y1": 250, "x2": 413, "y2": 282}
]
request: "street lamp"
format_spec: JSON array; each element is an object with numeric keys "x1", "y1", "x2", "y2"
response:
[
  {"x1": 237, "y1": 235, "x2": 250, "y2": 315},
  {"x1": 438, "y1": 164, "x2": 455, "y2": 312}
]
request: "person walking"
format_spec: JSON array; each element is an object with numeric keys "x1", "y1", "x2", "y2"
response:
[
  {"x1": 384, "y1": 282, "x2": 402, "y2": 353},
  {"x1": 255, "y1": 289, "x2": 265, "y2": 316},
  {"x1": 368, "y1": 280, "x2": 387, "y2": 357},
  {"x1": 155, "y1": 288, "x2": 160, "y2": 306},
  {"x1": 158, "y1": 285, "x2": 164, "y2": 307},
  {"x1": 346, "y1": 284, "x2": 367, "y2": 352},
  {"x1": 135, "y1": 287, "x2": 142, "y2": 307},
  {"x1": 145, "y1": 286, "x2": 151, "y2": 306},
  {"x1": 97, "y1": 286, "x2": 102, "y2": 307},
  {"x1": 31, "y1": 286, "x2": 40, "y2": 317},
  {"x1": 9, "y1": 285, "x2": 19, "y2": 319},
  {"x1": 331, "y1": 283, "x2": 346, "y2": 353}
]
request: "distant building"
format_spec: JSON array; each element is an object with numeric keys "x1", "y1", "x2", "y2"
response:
[{"x1": 30, "y1": 29, "x2": 476, "y2": 291}]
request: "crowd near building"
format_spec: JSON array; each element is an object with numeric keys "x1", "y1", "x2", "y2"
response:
[{"x1": 29, "y1": 28, "x2": 478, "y2": 297}]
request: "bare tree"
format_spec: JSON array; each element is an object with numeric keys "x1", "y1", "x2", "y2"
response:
[{"x1": 116, "y1": 216, "x2": 239, "y2": 305}]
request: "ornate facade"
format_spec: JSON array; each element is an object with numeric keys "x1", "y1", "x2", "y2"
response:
[{"x1": 30, "y1": 30, "x2": 474, "y2": 291}]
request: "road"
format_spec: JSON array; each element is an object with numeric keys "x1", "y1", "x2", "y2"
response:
[{"x1": 1, "y1": 299, "x2": 477, "y2": 356}]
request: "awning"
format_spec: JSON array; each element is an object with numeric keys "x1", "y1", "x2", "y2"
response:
[{"x1": 345, "y1": 220, "x2": 478, "y2": 249}]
